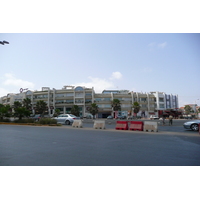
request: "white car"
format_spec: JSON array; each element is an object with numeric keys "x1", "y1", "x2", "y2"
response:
[
  {"x1": 150, "y1": 115, "x2": 159, "y2": 120},
  {"x1": 53, "y1": 114, "x2": 79, "y2": 125},
  {"x1": 183, "y1": 120, "x2": 200, "y2": 131}
]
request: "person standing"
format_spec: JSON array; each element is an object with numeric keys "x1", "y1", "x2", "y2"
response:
[
  {"x1": 162, "y1": 116, "x2": 166, "y2": 125},
  {"x1": 169, "y1": 115, "x2": 173, "y2": 125}
]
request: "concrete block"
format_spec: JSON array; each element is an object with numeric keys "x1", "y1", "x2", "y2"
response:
[
  {"x1": 93, "y1": 120, "x2": 106, "y2": 129},
  {"x1": 144, "y1": 121, "x2": 158, "y2": 132},
  {"x1": 72, "y1": 120, "x2": 83, "y2": 128}
]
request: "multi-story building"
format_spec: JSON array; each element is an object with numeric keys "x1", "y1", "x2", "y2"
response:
[{"x1": 0, "y1": 86, "x2": 179, "y2": 118}]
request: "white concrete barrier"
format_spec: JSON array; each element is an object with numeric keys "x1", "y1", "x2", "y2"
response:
[
  {"x1": 143, "y1": 121, "x2": 158, "y2": 132},
  {"x1": 72, "y1": 120, "x2": 83, "y2": 128},
  {"x1": 93, "y1": 120, "x2": 106, "y2": 129}
]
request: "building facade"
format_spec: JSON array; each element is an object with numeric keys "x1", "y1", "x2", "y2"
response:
[{"x1": 0, "y1": 86, "x2": 179, "y2": 118}]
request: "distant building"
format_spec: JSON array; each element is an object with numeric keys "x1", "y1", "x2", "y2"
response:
[{"x1": 0, "y1": 86, "x2": 179, "y2": 118}]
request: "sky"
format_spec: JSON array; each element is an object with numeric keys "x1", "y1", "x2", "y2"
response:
[{"x1": 1, "y1": 33, "x2": 200, "y2": 107}]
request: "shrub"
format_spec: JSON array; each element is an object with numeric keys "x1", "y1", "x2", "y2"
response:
[
  {"x1": 14, "y1": 119, "x2": 35, "y2": 123},
  {"x1": 37, "y1": 118, "x2": 57, "y2": 125},
  {"x1": 0, "y1": 118, "x2": 11, "y2": 122}
]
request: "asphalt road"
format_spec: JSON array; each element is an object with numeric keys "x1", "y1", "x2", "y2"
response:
[
  {"x1": 83, "y1": 118, "x2": 197, "y2": 133},
  {"x1": 0, "y1": 120, "x2": 200, "y2": 166}
]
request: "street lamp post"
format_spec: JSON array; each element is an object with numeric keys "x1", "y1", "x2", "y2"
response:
[
  {"x1": 195, "y1": 99, "x2": 199, "y2": 118},
  {"x1": 0, "y1": 40, "x2": 9, "y2": 45}
]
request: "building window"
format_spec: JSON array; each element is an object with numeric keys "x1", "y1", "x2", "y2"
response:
[
  {"x1": 104, "y1": 104, "x2": 111, "y2": 108},
  {"x1": 159, "y1": 104, "x2": 165, "y2": 108},
  {"x1": 66, "y1": 93, "x2": 74, "y2": 97},
  {"x1": 75, "y1": 86, "x2": 84, "y2": 91},
  {"x1": 34, "y1": 94, "x2": 48, "y2": 99},
  {"x1": 159, "y1": 98, "x2": 164, "y2": 102},
  {"x1": 140, "y1": 98, "x2": 147, "y2": 102},
  {"x1": 85, "y1": 99, "x2": 92, "y2": 104},
  {"x1": 75, "y1": 93, "x2": 84, "y2": 98},
  {"x1": 55, "y1": 100, "x2": 65, "y2": 104},
  {"x1": 94, "y1": 98, "x2": 102, "y2": 102},
  {"x1": 103, "y1": 98, "x2": 111, "y2": 101},
  {"x1": 66, "y1": 100, "x2": 73, "y2": 104},
  {"x1": 75, "y1": 99, "x2": 84, "y2": 103},
  {"x1": 141, "y1": 104, "x2": 147, "y2": 108},
  {"x1": 55, "y1": 94, "x2": 65, "y2": 97},
  {"x1": 85, "y1": 93, "x2": 92, "y2": 96},
  {"x1": 122, "y1": 98, "x2": 132, "y2": 101}
]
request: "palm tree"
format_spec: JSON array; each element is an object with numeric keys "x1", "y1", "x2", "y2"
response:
[
  {"x1": 111, "y1": 99, "x2": 121, "y2": 111},
  {"x1": 71, "y1": 105, "x2": 80, "y2": 116},
  {"x1": 54, "y1": 109, "x2": 61, "y2": 117},
  {"x1": 22, "y1": 98, "x2": 32, "y2": 110},
  {"x1": 88, "y1": 103, "x2": 99, "y2": 119},
  {"x1": 36, "y1": 100, "x2": 47, "y2": 117},
  {"x1": 111, "y1": 99, "x2": 121, "y2": 118},
  {"x1": 132, "y1": 102, "x2": 141, "y2": 117}
]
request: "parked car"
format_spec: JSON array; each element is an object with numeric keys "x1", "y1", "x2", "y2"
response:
[
  {"x1": 53, "y1": 114, "x2": 79, "y2": 125},
  {"x1": 117, "y1": 115, "x2": 126, "y2": 119},
  {"x1": 183, "y1": 120, "x2": 200, "y2": 131},
  {"x1": 30, "y1": 114, "x2": 41, "y2": 121},
  {"x1": 83, "y1": 115, "x2": 93, "y2": 119},
  {"x1": 107, "y1": 115, "x2": 113, "y2": 119},
  {"x1": 83, "y1": 113, "x2": 93, "y2": 119},
  {"x1": 150, "y1": 115, "x2": 159, "y2": 120}
]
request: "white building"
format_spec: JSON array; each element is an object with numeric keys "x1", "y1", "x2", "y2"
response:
[{"x1": 0, "y1": 86, "x2": 179, "y2": 118}]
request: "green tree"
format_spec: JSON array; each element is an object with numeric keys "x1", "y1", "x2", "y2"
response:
[
  {"x1": 35, "y1": 100, "x2": 47, "y2": 117},
  {"x1": 0, "y1": 104, "x2": 11, "y2": 121},
  {"x1": 13, "y1": 101, "x2": 30, "y2": 120},
  {"x1": 132, "y1": 102, "x2": 141, "y2": 117},
  {"x1": 22, "y1": 98, "x2": 32, "y2": 110},
  {"x1": 111, "y1": 99, "x2": 121, "y2": 111},
  {"x1": 14, "y1": 107, "x2": 30, "y2": 120},
  {"x1": 88, "y1": 103, "x2": 99, "y2": 119},
  {"x1": 71, "y1": 105, "x2": 80, "y2": 116},
  {"x1": 184, "y1": 105, "x2": 192, "y2": 115},
  {"x1": 54, "y1": 108, "x2": 61, "y2": 117},
  {"x1": 13, "y1": 101, "x2": 22, "y2": 109}
]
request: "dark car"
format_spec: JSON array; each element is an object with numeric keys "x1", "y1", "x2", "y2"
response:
[
  {"x1": 117, "y1": 115, "x2": 126, "y2": 119},
  {"x1": 107, "y1": 115, "x2": 113, "y2": 119},
  {"x1": 30, "y1": 114, "x2": 41, "y2": 121}
]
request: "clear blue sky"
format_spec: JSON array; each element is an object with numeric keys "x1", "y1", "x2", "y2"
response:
[{"x1": 0, "y1": 33, "x2": 200, "y2": 107}]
